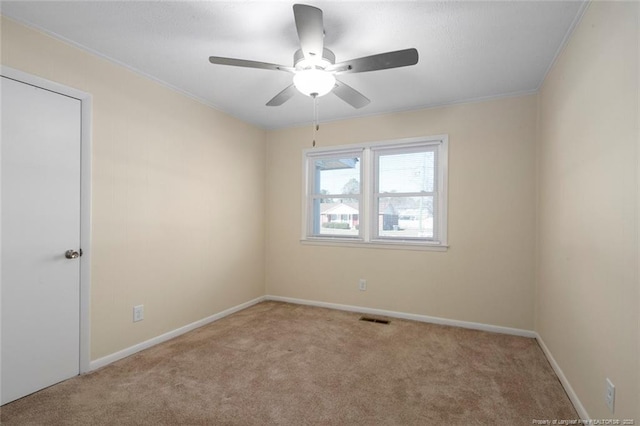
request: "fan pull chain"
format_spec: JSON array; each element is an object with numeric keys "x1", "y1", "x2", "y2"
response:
[{"x1": 312, "y1": 95, "x2": 319, "y2": 147}]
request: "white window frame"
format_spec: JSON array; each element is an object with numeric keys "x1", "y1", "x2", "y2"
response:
[{"x1": 301, "y1": 135, "x2": 448, "y2": 251}]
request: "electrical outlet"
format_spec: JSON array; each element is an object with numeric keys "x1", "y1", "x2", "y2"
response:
[
  {"x1": 605, "y1": 378, "x2": 615, "y2": 413},
  {"x1": 358, "y1": 279, "x2": 367, "y2": 291},
  {"x1": 133, "y1": 305, "x2": 144, "y2": 322}
]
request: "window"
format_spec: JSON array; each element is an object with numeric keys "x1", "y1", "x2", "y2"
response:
[
  {"x1": 306, "y1": 151, "x2": 362, "y2": 238},
  {"x1": 302, "y1": 136, "x2": 448, "y2": 250}
]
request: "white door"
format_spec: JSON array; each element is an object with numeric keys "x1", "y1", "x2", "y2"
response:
[{"x1": 1, "y1": 76, "x2": 82, "y2": 405}]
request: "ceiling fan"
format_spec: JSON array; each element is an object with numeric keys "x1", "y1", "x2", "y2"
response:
[{"x1": 209, "y1": 4, "x2": 419, "y2": 109}]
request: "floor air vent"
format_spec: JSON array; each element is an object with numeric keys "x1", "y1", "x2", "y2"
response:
[{"x1": 359, "y1": 316, "x2": 390, "y2": 324}]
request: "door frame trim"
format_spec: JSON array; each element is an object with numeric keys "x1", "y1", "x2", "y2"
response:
[{"x1": 1, "y1": 66, "x2": 92, "y2": 374}]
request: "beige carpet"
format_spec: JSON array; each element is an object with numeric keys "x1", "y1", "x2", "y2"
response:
[{"x1": 1, "y1": 301, "x2": 577, "y2": 425}]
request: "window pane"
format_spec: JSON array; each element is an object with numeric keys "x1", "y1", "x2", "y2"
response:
[
  {"x1": 312, "y1": 199, "x2": 360, "y2": 237},
  {"x1": 313, "y1": 157, "x2": 360, "y2": 195},
  {"x1": 378, "y1": 151, "x2": 434, "y2": 193},
  {"x1": 377, "y1": 196, "x2": 434, "y2": 239}
]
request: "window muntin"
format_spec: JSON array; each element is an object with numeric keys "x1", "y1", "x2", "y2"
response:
[{"x1": 303, "y1": 137, "x2": 447, "y2": 249}]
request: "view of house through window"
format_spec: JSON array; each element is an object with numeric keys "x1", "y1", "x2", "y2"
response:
[{"x1": 304, "y1": 136, "x2": 448, "y2": 248}]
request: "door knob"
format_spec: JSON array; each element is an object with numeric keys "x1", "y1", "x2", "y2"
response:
[{"x1": 65, "y1": 249, "x2": 81, "y2": 259}]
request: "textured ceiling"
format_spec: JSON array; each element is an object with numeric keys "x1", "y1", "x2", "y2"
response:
[{"x1": 1, "y1": 1, "x2": 587, "y2": 129}]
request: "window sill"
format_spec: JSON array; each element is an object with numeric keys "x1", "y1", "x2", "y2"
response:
[{"x1": 300, "y1": 238, "x2": 448, "y2": 252}]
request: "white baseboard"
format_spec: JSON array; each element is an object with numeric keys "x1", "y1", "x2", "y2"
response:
[
  {"x1": 89, "y1": 296, "x2": 266, "y2": 371},
  {"x1": 535, "y1": 333, "x2": 590, "y2": 420},
  {"x1": 265, "y1": 295, "x2": 537, "y2": 338}
]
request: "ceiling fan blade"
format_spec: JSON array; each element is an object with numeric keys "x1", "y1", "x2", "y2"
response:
[
  {"x1": 329, "y1": 48, "x2": 419, "y2": 74},
  {"x1": 333, "y1": 80, "x2": 370, "y2": 109},
  {"x1": 209, "y1": 56, "x2": 294, "y2": 73},
  {"x1": 266, "y1": 84, "x2": 297, "y2": 106},
  {"x1": 293, "y1": 4, "x2": 324, "y2": 61}
]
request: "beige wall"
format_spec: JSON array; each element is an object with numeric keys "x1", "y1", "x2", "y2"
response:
[
  {"x1": 536, "y1": 1, "x2": 639, "y2": 420},
  {"x1": 266, "y1": 95, "x2": 537, "y2": 330},
  {"x1": 1, "y1": 17, "x2": 266, "y2": 359}
]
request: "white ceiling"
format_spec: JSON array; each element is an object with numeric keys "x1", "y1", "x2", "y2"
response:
[{"x1": 1, "y1": 1, "x2": 586, "y2": 129}]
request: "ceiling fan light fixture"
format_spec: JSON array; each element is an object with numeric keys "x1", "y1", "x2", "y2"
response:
[{"x1": 293, "y1": 69, "x2": 336, "y2": 97}]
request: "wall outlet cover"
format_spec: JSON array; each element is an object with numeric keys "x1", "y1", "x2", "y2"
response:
[
  {"x1": 133, "y1": 305, "x2": 144, "y2": 322},
  {"x1": 358, "y1": 279, "x2": 367, "y2": 291},
  {"x1": 605, "y1": 378, "x2": 615, "y2": 413}
]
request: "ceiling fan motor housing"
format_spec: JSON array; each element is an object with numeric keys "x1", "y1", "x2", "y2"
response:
[{"x1": 294, "y1": 48, "x2": 336, "y2": 70}]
